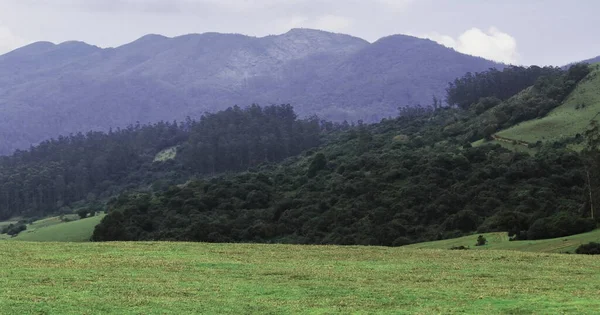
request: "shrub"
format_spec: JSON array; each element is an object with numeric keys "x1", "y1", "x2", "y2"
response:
[
  {"x1": 3, "y1": 223, "x2": 27, "y2": 236},
  {"x1": 77, "y1": 208, "x2": 90, "y2": 219},
  {"x1": 575, "y1": 242, "x2": 600, "y2": 255},
  {"x1": 475, "y1": 235, "x2": 487, "y2": 246}
]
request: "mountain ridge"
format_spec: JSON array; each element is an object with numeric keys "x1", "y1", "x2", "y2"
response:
[{"x1": 0, "y1": 28, "x2": 502, "y2": 154}]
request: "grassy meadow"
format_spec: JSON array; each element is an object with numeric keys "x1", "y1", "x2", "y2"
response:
[
  {"x1": 1, "y1": 214, "x2": 105, "y2": 242},
  {"x1": 496, "y1": 63, "x2": 600, "y2": 145},
  {"x1": 11, "y1": 215, "x2": 105, "y2": 242},
  {"x1": 406, "y1": 229, "x2": 600, "y2": 253},
  {"x1": 0, "y1": 241, "x2": 599, "y2": 314}
]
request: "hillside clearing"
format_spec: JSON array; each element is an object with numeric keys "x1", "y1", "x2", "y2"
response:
[
  {"x1": 9, "y1": 215, "x2": 105, "y2": 242},
  {"x1": 26, "y1": 214, "x2": 80, "y2": 231},
  {"x1": 153, "y1": 146, "x2": 178, "y2": 162},
  {"x1": 495, "y1": 63, "x2": 600, "y2": 145},
  {"x1": 0, "y1": 242, "x2": 599, "y2": 314}
]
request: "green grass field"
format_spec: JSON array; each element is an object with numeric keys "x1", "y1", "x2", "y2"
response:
[
  {"x1": 406, "y1": 229, "x2": 600, "y2": 253},
  {"x1": 26, "y1": 214, "x2": 80, "y2": 230},
  {"x1": 0, "y1": 242, "x2": 599, "y2": 314},
  {"x1": 9, "y1": 215, "x2": 105, "y2": 242},
  {"x1": 496, "y1": 63, "x2": 600, "y2": 145}
]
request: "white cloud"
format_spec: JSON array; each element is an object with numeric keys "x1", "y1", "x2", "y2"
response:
[
  {"x1": 419, "y1": 27, "x2": 520, "y2": 64},
  {"x1": 0, "y1": 22, "x2": 27, "y2": 55}
]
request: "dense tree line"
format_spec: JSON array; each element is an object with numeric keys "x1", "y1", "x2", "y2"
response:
[
  {"x1": 0, "y1": 105, "x2": 321, "y2": 220},
  {"x1": 0, "y1": 122, "x2": 186, "y2": 220},
  {"x1": 92, "y1": 107, "x2": 597, "y2": 244},
  {"x1": 442, "y1": 64, "x2": 592, "y2": 142},
  {"x1": 178, "y1": 105, "x2": 321, "y2": 174},
  {"x1": 445, "y1": 65, "x2": 590, "y2": 110}
]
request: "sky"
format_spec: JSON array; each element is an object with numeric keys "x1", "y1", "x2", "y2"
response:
[{"x1": 0, "y1": 0, "x2": 598, "y2": 66}]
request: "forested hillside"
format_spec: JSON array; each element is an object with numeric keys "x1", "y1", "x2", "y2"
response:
[
  {"x1": 3, "y1": 63, "x2": 596, "y2": 245},
  {"x1": 0, "y1": 29, "x2": 501, "y2": 154},
  {"x1": 92, "y1": 64, "x2": 598, "y2": 245},
  {"x1": 0, "y1": 105, "x2": 321, "y2": 220}
]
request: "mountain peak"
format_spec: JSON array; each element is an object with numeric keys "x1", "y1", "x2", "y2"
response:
[
  {"x1": 286, "y1": 28, "x2": 334, "y2": 35},
  {"x1": 282, "y1": 28, "x2": 367, "y2": 42},
  {"x1": 136, "y1": 34, "x2": 169, "y2": 42}
]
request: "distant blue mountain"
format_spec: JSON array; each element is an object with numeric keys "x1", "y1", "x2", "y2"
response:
[
  {"x1": 0, "y1": 28, "x2": 503, "y2": 154},
  {"x1": 581, "y1": 55, "x2": 600, "y2": 64}
]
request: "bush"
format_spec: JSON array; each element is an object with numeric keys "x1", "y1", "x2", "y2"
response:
[
  {"x1": 2, "y1": 223, "x2": 27, "y2": 236},
  {"x1": 475, "y1": 235, "x2": 487, "y2": 246},
  {"x1": 450, "y1": 245, "x2": 469, "y2": 250},
  {"x1": 77, "y1": 209, "x2": 90, "y2": 219},
  {"x1": 575, "y1": 242, "x2": 600, "y2": 255}
]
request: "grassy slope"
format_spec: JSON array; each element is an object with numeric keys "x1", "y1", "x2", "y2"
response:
[
  {"x1": 0, "y1": 242, "x2": 599, "y2": 314},
  {"x1": 0, "y1": 220, "x2": 18, "y2": 228},
  {"x1": 26, "y1": 214, "x2": 79, "y2": 230},
  {"x1": 496, "y1": 63, "x2": 600, "y2": 144},
  {"x1": 11, "y1": 215, "x2": 105, "y2": 242},
  {"x1": 406, "y1": 229, "x2": 600, "y2": 253}
]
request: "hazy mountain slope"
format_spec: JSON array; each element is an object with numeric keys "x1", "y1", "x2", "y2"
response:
[
  {"x1": 299, "y1": 35, "x2": 503, "y2": 121},
  {"x1": 576, "y1": 55, "x2": 600, "y2": 65},
  {"x1": 0, "y1": 29, "x2": 502, "y2": 154}
]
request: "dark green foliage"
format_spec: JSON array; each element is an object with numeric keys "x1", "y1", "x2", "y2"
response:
[
  {"x1": 475, "y1": 235, "x2": 487, "y2": 246},
  {"x1": 582, "y1": 120, "x2": 600, "y2": 221},
  {"x1": 450, "y1": 245, "x2": 469, "y2": 250},
  {"x1": 0, "y1": 104, "x2": 321, "y2": 221},
  {"x1": 473, "y1": 97, "x2": 502, "y2": 115},
  {"x1": 575, "y1": 242, "x2": 600, "y2": 255},
  {"x1": 527, "y1": 213, "x2": 596, "y2": 240},
  {"x1": 93, "y1": 105, "x2": 592, "y2": 245},
  {"x1": 446, "y1": 66, "x2": 562, "y2": 110},
  {"x1": 444, "y1": 64, "x2": 591, "y2": 143},
  {"x1": 1, "y1": 223, "x2": 27, "y2": 236},
  {"x1": 77, "y1": 209, "x2": 90, "y2": 219},
  {"x1": 308, "y1": 153, "x2": 327, "y2": 178},
  {"x1": 179, "y1": 105, "x2": 321, "y2": 175}
]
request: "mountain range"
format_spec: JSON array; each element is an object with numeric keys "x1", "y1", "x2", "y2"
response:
[{"x1": 0, "y1": 28, "x2": 505, "y2": 154}]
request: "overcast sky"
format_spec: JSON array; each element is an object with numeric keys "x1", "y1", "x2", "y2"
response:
[{"x1": 0, "y1": 0, "x2": 598, "y2": 66}]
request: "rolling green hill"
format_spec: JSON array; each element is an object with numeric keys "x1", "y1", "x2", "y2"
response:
[
  {"x1": 25, "y1": 215, "x2": 79, "y2": 231},
  {"x1": 9, "y1": 215, "x2": 105, "y2": 242},
  {"x1": 494, "y1": 63, "x2": 600, "y2": 146},
  {"x1": 0, "y1": 242, "x2": 599, "y2": 314},
  {"x1": 406, "y1": 229, "x2": 600, "y2": 253}
]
